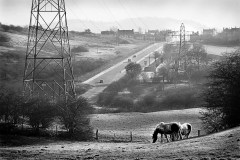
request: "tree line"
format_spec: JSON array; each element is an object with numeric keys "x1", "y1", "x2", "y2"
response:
[{"x1": 0, "y1": 86, "x2": 93, "y2": 140}]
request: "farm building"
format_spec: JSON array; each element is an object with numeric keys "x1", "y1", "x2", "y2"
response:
[
  {"x1": 117, "y1": 29, "x2": 134, "y2": 38},
  {"x1": 202, "y1": 28, "x2": 216, "y2": 36},
  {"x1": 101, "y1": 30, "x2": 115, "y2": 35},
  {"x1": 190, "y1": 31, "x2": 200, "y2": 42}
]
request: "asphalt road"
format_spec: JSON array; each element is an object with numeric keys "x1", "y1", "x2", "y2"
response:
[{"x1": 81, "y1": 42, "x2": 165, "y2": 101}]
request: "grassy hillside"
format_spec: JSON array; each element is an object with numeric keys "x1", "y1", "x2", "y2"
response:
[
  {"x1": 1, "y1": 113, "x2": 239, "y2": 159},
  {"x1": 0, "y1": 24, "x2": 149, "y2": 91}
]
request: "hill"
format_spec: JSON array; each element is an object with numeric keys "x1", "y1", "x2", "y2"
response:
[
  {"x1": 68, "y1": 17, "x2": 207, "y2": 33},
  {"x1": 0, "y1": 112, "x2": 239, "y2": 159},
  {"x1": 0, "y1": 25, "x2": 149, "y2": 89}
]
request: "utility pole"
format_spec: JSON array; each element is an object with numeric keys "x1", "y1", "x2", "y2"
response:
[
  {"x1": 23, "y1": 0, "x2": 76, "y2": 102},
  {"x1": 116, "y1": 30, "x2": 119, "y2": 46}
]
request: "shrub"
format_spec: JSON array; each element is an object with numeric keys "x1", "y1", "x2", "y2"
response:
[
  {"x1": 73, "y1": 58, "x2": 105, "y2": 76},
  {"x1": 97, "y1": 92, "x2": 116, "y2": 106},
  {"x1": 160, "y1": 89, "x2": 197, "y2": 109},
  {"x1": 0, "y1": 87, "x2": 23, "y2": 124},
  {"x1": 134, "y1": 94, "x2": 157, "y2": 112},
  {"x1": 0, "y1": 33, "x2": 10, "y2": 46},
  {"x1": 119, "y1": 39, "x2": 130, "y2": 44},
  {"x1": 201, "y1": 51, "x2": 240, "y2": 133},
  {"x1": 71, "y1": 46, "x2": 89, "y2": 53},
  {"x1": 24, "y1": 97, "x2": 56, "y2": 133},
  {"x1": 111, "y1": 96, "x2": 134, "y2": 111},
  {"x1": 57, "y1": 97, "x2": 94, "y2": 140}
]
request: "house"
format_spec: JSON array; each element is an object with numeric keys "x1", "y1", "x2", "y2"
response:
[
  {"x1": 147, "y1": 30, "x2": 159, "y2": 35},
  {"x1": 203, "y1": 29, "x2": 216, "y2": 36},
  {"x1": 190, "y1": 31, "x2": 200, "y2": 42},
  {"x1": 117, "y1": 29, "x2": 134, "y2": 37},
  {"x1": 101, "y1": 30, "x2": 115, "y2": 35}
]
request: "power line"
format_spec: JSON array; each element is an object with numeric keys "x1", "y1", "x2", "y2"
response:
[
  {"x1": 119, "y1": 0, "x2": 149, "y2": 30},
  {"x1": 117, "y1": 0, "x2": 140, "y2": 30},
  {"x1": 71, "y1": 0, "x2": 102, "y2": 33},
  {"x1": 99, "y1": 0, "x2": 122, "y2": 29}
]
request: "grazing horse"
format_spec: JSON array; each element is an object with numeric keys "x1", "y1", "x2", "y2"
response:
[
  {"x1": 152, "y1": 122, "x2": 182, "y2": 143},
  {"x1": 179, "y1": 123, "x2": 192, "y2": 139}
]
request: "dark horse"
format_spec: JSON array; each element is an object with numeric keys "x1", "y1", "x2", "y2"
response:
[{"x1": 152, "y1": 122, "x2": 182, "y2": 143}]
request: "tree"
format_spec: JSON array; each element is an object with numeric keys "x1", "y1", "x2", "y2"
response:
[
  {"x1": 24, "y1": 97, "x2": 56, "y2": 133},
  {"x1": 186, "y1": 43, "x2": 207, "y2": 70},
  {"x1": 125, "y1": 62, "x2": 142, "y2": 77},
  {"x1": 0, "y1": 87, "x2": 23, "y2": 124},
  {"x1": 58, "y1": 97, "x2": 93, "y2": 138},
  {"x1": 201, "y1": 51, "x2": 240, "y2": 133}
]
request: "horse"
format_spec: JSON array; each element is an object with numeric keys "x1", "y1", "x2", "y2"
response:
[
  {"x1": 152, "y1": 122, "x2": 182, "y2": 143},
  {"x1": 179, "y1": 123, "x2": 192, "y2": 139}
]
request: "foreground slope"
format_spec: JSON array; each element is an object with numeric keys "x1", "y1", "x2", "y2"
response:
[{"x1": 1, "y1": 125, "x2": 239, "y2": 159}]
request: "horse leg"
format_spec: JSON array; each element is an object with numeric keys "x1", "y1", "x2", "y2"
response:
[
  {"x1": 179, "y1": 131, "x2": 183, "y2": 140},
  {"x1": 164, "y1": 134, "x2": 169, "y2": 142},
  {"x1": 161, "y1": 134, "x2": 163, "y2": 143}
]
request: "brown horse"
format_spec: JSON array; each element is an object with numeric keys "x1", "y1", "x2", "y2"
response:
[{"x1": 152, "y1": 122, "x2": 182, "y2": 143}]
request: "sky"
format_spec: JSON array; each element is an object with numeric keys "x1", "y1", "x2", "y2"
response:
[{"x1": 0, "y1": 0, "x2": 240, "y2": 29}]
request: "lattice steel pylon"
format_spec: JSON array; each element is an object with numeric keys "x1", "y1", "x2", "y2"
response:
[
  {"x1": 23, "y1": 0, "x2": 76, "y2": 102},
  {"x1": 177, "y1": 23, "x2": 186, "y2": 72}
]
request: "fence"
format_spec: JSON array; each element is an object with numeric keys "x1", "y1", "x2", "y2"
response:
[
  {"x1": 94, "y1": 129, "x2": 150, "y2": 143},
  {"x1": 93, "y1": 128, "x2": 203, "y2": 143}
]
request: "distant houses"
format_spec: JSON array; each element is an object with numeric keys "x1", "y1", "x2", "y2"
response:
[
  {"x1": 203, "y1": 29, "x2": 216, "y2": 36},
  {"x1": 117, "y1": 29, "x2": 134, "y2": 38},
  {"x1": 101, "y1": 30, "x2": 115, "y2": 36}
]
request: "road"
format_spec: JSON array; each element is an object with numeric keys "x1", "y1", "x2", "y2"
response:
[{"x1": 81, "y1": 42, "x2": 165, "y2": 101}]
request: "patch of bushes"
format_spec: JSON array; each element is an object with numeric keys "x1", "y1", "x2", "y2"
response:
[
  {"x1": 160, "y1": 89, "x2": 197, "y2": 109},
  {"x1": 111, "y1": 96, "x2": 134, "y2": 111},
  {"x1": 119, "y1": 39, "x2": 130, "y2": 44},
  {"x1": 0, "y1": 23, "x2": 27, "y2": 34},
  {"x1": 57, "y1": 97, "x2": 94, "y2": 140},
  {"x1": 71, "y1": 46, "x2": 89, "y2": 53},
  {"x1": 0, "y1": 33, "x2": 10, "y2": 46},
  {"x1": 0, "y1": 87, "x2": 94, "y2": 141},
  {"x1": 97, "y1": 74, "x2": 137, "y2": 106},
  {"x1": 73, "y1": 58, "x2": 105, "y2": 76}
]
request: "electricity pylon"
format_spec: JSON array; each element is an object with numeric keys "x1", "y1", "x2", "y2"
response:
[
  {"x1": 23, "y1": 0, "x2": 76, "y2": 102},
  {"x1": 178, "y1": 23, "x2": 186, "y2": 71},
  {"x1": 169, "y1": 23, "x2": 187, "y2": 72}
]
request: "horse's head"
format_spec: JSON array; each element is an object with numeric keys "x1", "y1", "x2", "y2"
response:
[{"x1": 152, "y1": 128, "x2": 159, "y2": 143}]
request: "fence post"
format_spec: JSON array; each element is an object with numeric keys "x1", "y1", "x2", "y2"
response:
[
  {"x1": 96, "y1": 129, "x2": 98, "y2": 140},
  {"x1": 55, "y1": 125, "x2": 58, "y2": 136},
  {"x1": 130, "y1": 131, "x2": 132, "y2": 142},
  {"x1": 198, "y1": 130, "x2": 201, "y2": 137}
]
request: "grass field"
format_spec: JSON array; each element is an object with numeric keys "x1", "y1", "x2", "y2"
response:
[{"x1": 90, "y1": 108, "x2": 205, "y2": 142}]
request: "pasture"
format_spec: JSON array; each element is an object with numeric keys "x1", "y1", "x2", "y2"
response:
[
  {"x1": 90, "y1": 108, "x2": 205, "y2": 142},
  {"x1": 204, "y1": 45, "x2": 237, "y2": 56},
  {"x1": 1, "y1": 109, "x2": 239, "y2": 160}
]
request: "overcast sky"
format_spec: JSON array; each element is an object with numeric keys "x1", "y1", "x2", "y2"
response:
[{"x1": 0, "y1": 0, "x2": 239, "y2": 29}]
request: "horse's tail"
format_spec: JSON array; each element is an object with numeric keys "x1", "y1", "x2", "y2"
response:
[{"x1": 187, "y1": 123, "x2": 192, "y2": 136}]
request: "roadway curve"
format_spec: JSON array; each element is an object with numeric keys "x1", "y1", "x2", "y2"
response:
[{"x1": 81, "y1": 42, "x2": 165, "y2": 101}]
